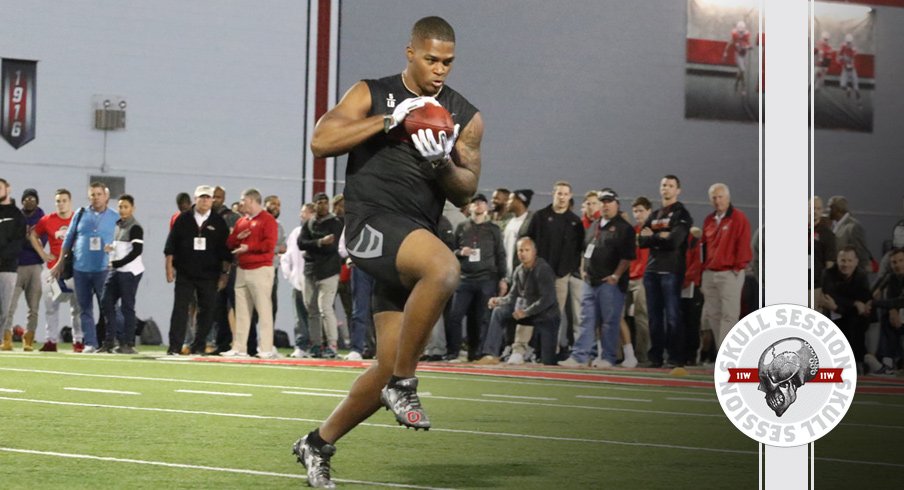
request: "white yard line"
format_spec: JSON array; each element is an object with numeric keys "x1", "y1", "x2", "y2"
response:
[
  {"x1": 176, "y1": 390, "x2": 251, "y2": 397},
  {"x1": 64, "y1": 387, "x2": 140, "y2": 395},
  {"x1": 0, "y1": 395, "x2": 901, "y2": 468},
  {"x1": 0, "y1": 357, "x2": 716, "y2": 395},
  {"x1": 575, "y1": 395, "x2": 652, "y2": 403},
  {"x1": 0, "y1": 446, "x2": 450, "y2": 489},
  {"x1": 0, "y1": 388, "x2": 24, "y2": 393},
  {"x1": 282, "y1": 391, "x2": 346, "y2": 398},
  {"x1": 666, "y1": 397, "x2": 717, "y2": 403},
  {"x1": 482, "y1": 394, "x2": 558, "y2": 401}
]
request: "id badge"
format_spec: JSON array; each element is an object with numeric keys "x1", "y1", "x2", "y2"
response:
[
  {"x1": 584, "y1": 243, "x2": 595, "y2": 259},
  {"x1": 194, "y1": 237, "x2": 207, "y2": 251},
  {"x1": 469, "y1": 248, "x2": 481, "y2": 262},
  {"x1": 89, "y1": 236, "x2": 102, "y2": 251}
]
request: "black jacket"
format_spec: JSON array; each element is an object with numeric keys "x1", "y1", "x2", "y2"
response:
[
  {"x1": 453, "y1": 219, "x2": 506, "y2": 281},
  {"x1": 297, "y1": 213, "x2": 344, "y2": 280},
  {"x1": 822, "y1": 266, "x2": 872, "y2": 320},
  {"x1": 164, "y1": 208, "x2": 231, "y2": 280},
  {"x1": 638, "y1": 201, "x2": 693, "y2": 274},
  {"x1": 583, "y1": 214, "x2": 636, "y2": 291},
  {"x1": 0, "y1": 201, "x2": 26, "y2": 273},
  {"x1": 499, "y1": 257, "x2": 559, "y2": 323},
  {"x1": 526, "y1": 205, "x2": 584, "y2": 277}
]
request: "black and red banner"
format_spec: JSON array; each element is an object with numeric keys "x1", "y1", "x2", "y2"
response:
[{"x1": 1, "y1": 59, "x2": 37, "y2": 149}]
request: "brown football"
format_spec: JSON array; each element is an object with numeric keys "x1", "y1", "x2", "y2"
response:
[{"x1": 403, "y1": 103, "x2": 454, "y2": 142}]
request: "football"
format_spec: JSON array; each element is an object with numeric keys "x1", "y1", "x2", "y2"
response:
[{"x1": 403, "y1": 103, "x2": 454, "y2": 142}]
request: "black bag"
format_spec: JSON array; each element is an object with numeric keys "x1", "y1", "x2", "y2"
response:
[
  {"x1": 61, "y1": 326, "x2": 73, "y2": 343},
  {"x1": 60, "y1": 208, "x2": 86, "y2": 280},
  {"x1": 274, "y1": 329, "x2": 291, "y2": 348},
  {"x1": 137, "y1": 317, "x2": 163, "y2": 345}
]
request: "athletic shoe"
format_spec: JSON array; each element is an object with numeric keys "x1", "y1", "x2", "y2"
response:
[
  {"x1": 380, "y1": 377, "x2": 431, "y2": 430},
  {"x1": 507, "y1": 352, "x2": 524, "y2": 365},
  {"x1": 669, "y1": 366, "x2": 689, "y2": 377},
  {"x1": 219, "y1": 349, "x2": 245, "y2": 357},
  {"x1": 882, "y1": 357, "x2": 895, "y2": 370},
  {"x1": 475, "y1": 355, "x2": 500, "y2": 365},
  {"x1": 321, "y1": 347, "x2": 337, "y2": 359},
  {"x1": 257, "y1": 350, "x2": 279, "y2": 360},
  {"x1": 81, "y1": 345, "x2": 97, "y2": 354},
  {"x1": 558, "y1": 357, "x2": 587, "y2": 368},
  {"x1": 292, "y1": 435, "x2": 336, "y2": 488},
  {"x1": 344, "y1": 351, "x2": 363, "y2": 361},
  {"x1": 72, "y1": 341, "x2": 85, "y2": 353},
  {"x1": 872, "y1": 366, "x2": 896, "y2": 377},
  {"x1": 116, "y1": 344, "x2": 138, "y2": 355},
  {"x1": 291, "y1": 347, "x2": 307, "y2": 358},
  {"x1": 621, "y1": 355, "x2": 638, "y2": 368},
  {"x1": 180, "y1": 345, "x2": 191, "y2": 356},
  {"x1": 591, "y1": 358, "x2": 614, "y2": 369},
  {"x1": 308, "y1": 345, "x2": 323, "y2": 358},
  {"x1": 96, "y1": 342, "x2": 116, "y2": 354},
  {"x1": 39, "y1": 341, "x2": 58, "y2": 352}
]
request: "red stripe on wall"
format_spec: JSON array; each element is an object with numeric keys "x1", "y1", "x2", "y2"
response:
[
  {"x1": 686, "y1": 38, "x2": 875, "y2": 79},
  {"x1": 313, "y1": 0, "x2": 332, "y2": 195}
]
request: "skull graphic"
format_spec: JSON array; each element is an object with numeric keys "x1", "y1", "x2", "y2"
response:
[{"x1": 757, "y1": 338, "x2": 819, "y2": 417}]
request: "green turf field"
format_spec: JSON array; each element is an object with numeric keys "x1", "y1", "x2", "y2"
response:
[{"x1": 0, "y1": 348, "x2": 900, "y2": 489}]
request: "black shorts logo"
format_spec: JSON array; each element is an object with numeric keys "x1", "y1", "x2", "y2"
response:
[{"x1": 348, "y1": 224, "x2": 384, "y2": 259}]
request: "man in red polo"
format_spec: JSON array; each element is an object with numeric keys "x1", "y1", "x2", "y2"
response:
[
  {"x1": 223, "y1": 188, "x2": 278, "y2": 358},
  {"x1": 700, "y1": 183, "x2": 751, "y2": 349}
]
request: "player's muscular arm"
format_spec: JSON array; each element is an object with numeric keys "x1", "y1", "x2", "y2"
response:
[
  {"x1": 437, "y1": 112, "x2": 483, "y2": 207},
  {"x1": 310, "y1": 82, "x2": 382, "y2": 158}
]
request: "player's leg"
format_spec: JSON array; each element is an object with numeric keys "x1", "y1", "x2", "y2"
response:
[
  {"x1": 392, "y1": 229, "x2": 460, "y2": 377},
  {"x1": 292, "y1": 311, "x2": 402, "y2": 488}
]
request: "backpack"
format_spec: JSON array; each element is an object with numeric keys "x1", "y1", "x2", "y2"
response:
[
  {"x1": 274, "y1": 329, "x2": 291, "y2": 348},
  {"x1": 137, "y1": 317, "x2": 163, "y2": 345}
]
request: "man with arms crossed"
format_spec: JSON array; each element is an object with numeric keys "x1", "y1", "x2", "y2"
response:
[{"x1": 292, "y1": 16, "x2": 483, "y2": 488}]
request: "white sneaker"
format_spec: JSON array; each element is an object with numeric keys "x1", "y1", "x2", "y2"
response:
[
  {"x1": 290, "y1": 347, "x2": 306, "y2": 358},
  {"x1": 621, "y1": 355, "x2": 638, "y2": 368},
  {"x1": 558, "y1": 357, "x2": 586, "y2": 368},
  {"x1": 507, "y1": 352, "x2": 524, "y2": 365},
  {"x1": 81, "y1": 345, "x2": 97, "y2": 354},
  {"x1": 591, "y1": 358, "x2": 614, "y2": 369},
  {"x1": 257, "y1": 350, "x2": 279, "y2": 359},
  {"x1": 345, "y1": 351, "x2": 363, "y2": 361},
  {"x1": 220, "y1": 349, "x2": 247, "y2": 357}
]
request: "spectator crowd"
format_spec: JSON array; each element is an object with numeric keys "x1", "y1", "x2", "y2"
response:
[{"x1": 0, "y1": 176, "x2": 900, "y2": 377}]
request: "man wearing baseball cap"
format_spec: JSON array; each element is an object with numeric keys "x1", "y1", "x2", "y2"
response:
[
  {"x1": 3, "y1": 188, "x2": 45, "y2": 350},
  {"x1": 164, "y1": 185, "x2": 232, "y2": 355}
]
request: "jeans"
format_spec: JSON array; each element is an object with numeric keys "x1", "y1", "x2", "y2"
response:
[
  {"x1": 446, "y1": 277, "x2": 497, "y2": 359},
  {"x1": 481, "y1": 301, "x2": 559, "y2": 365},
  {"x1": 292, "y1": 288, "x2": 309, "y2": 348},
  {"x1": 349, "y1": 266, "x2": 374, "y2": 354},
  {"x1": 572, "y1": 282, "x2": 625, "y2": 364},
  {"x1": 74, "y1": 269, "x2": 109, "y2": 347},
  {"x1": 101, "y1": 271, "x2": 142, "y2": 345},
  {"x1": 644, "y1": 272, "x2": 685, "y2": 365}
]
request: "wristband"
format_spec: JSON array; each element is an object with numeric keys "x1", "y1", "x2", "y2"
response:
[{"x1": 383, "y1": 114, "x2": 393, "y2": 133}]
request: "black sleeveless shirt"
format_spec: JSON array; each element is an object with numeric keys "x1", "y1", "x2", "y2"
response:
[{"x1": 345, "y1": 74, "x2": 478, "y2": 231}]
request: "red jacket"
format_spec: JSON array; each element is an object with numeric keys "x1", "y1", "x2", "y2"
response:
[
  {"x1": 684, "y1": 235, "x2": 702, "y2": 288},
  {"x1": 701, "y1": 205, "x2": 752, "y2": 272},
  {"x1": 629, "y1": 223, "x2": 649, "y2": 280},
  {"x1": 227, "y1": 210, "x2": 277, "y2": 270}
]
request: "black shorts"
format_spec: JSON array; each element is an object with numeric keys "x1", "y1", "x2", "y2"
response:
[{"x1": 345, "y1": 212, "x2": 430, "y2": 313}]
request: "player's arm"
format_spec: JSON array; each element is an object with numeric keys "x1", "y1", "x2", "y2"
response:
[
  {"x1": 310, "y1": 82, "x2": 379, "y2": 158},
  {"x1": 436, "y1": 112, "x2": 484, "y2": 207}
]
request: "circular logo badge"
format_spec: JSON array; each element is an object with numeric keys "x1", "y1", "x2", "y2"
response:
[{"x1": 714, "y1": 304, "x2": 857, "y2": 447}]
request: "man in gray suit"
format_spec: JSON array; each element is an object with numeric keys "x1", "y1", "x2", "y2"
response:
[{"x1": 828, "y1": 196, "x2": 871, "y2": 272}]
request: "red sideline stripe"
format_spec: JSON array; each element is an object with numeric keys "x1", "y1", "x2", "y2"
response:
[{"x1": 312, "y1": 0, "x2": 332, "y2": 195}]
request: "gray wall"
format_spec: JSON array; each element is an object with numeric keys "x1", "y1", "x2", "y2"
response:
[{"x1": 337, "y1": 0, "x2": 761, "y2": 228}]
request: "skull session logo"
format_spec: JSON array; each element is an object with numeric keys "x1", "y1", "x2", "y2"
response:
[{"x1": 715, "y1": 305, "x2": 857, "y2": 447}]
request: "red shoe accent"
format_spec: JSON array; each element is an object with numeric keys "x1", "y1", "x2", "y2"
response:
[
  {"x1": 39, "y1": 341, "x2": 58, "y2": 352},
  {"x1": 73, "y1": 342, "x2": 85, "y2": 353}
]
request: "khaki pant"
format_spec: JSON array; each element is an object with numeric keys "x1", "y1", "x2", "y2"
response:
[
  {"x1": 627, "y1": 278, "x2": 650, "y2": 362},
  {"x1": 234, "y1": 266, "x2": 275, "y2": 354},
  {"x1": 6, "y1": 264, "x2": 43, "y2": 332},
  {"x1": 701, "y1": 269, "x2": 746, "y2": 348},
  {"x1": 555, "y1": 274, "x2": 583, "y2": 348},
  {"x1": 511, "y1": 324, "x2": 534, "y2": 356},
  {"x1": 304, "y1": 273, "x2": 339, "y2": 347}
]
